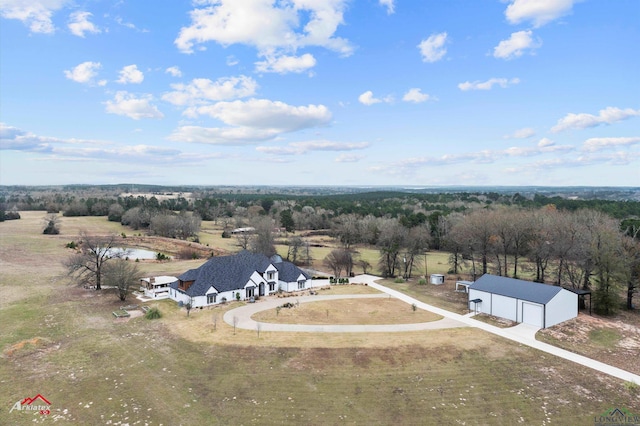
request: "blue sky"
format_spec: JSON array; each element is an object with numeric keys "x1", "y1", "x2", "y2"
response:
[{"x1": 1, "y1": 0, "x2": 638, "y2": 187}]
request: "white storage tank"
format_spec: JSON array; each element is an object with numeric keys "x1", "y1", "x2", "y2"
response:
[{"x1": 430, "y1": 274, "x2": 445, "y2": 285}]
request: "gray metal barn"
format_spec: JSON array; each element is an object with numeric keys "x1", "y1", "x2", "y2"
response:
[{"x1": 468, "y1": 274, "x2": 578, "y2": 328}]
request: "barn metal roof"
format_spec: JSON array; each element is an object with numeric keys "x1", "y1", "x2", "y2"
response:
[{"x1": 469, "y1": 274, "x2": 563, "y2": 305}]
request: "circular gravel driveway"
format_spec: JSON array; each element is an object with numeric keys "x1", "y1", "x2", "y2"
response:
[{"x1": 223, "y1": 292, "x2": 467, "y2": 333}]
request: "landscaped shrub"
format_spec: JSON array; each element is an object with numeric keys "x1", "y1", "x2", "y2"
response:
[
  {"x1": 145, "y1": 306, "x2": 162, "y2": 320},
  {"x1": 394, "y1": 278, "x2": 404, "y2": 283},
  {"x1": 418, "y1": 278, "x2": 427, "y2": 285},
  {"x1": 66, "y1": 241, "x2": 77, "y2": 249}
]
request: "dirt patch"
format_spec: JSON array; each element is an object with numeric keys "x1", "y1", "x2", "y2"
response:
[
  {"x1": 2, "y1": 337, "x2": 57, "y2": 358},
  {"x1": 538, "y1": 312, "x2": 640, "y2": 375},
  {"x1": 473, "y1": 313, "x2": 518, "y2": 328}
]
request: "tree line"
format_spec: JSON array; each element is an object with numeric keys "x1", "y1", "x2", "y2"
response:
[{"x1": 322, "y1": 205, "x2": 639, "y2": 316}]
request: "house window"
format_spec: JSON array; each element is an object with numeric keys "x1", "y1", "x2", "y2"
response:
[
  {"x1": 207, "y1": 293, "x2": 217, "y2": 304},
  {"x1": 267, "y1": 271, "x2": 275, "y2": 280},
  {"x1": 269, "y1": 282, "x2": 275, "y2": 292},
  {"x1": 298, "y1": 280, "x2": 305, "y2": 290}
]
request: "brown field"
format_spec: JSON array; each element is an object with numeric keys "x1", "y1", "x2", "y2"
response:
[{"x1": 1, "y1": 212, "x2": 639, "y2": 425}]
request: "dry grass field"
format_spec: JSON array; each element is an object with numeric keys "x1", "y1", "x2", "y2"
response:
[
  {"x1": 1, "y1": 212, "x2": 639, "y2": 425},
  {"x1": 252, "y1": 298, "x2": 443, "y2": 325}
]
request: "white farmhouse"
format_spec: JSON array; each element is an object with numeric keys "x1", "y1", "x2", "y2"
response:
[{"x1": 169, "y1": 250, "x2": 311, "y2": 308}]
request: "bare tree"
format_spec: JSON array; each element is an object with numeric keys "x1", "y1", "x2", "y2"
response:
[
  {"x1": 443, "y1": 213, "x2": 467, "y2": 275},
  {"x1": 622, "y1": 236, "x2": 640, "y2": 310},
  {"x1": 334, "y1": 214, "x2": 360, "y2": 249},
  {"x1": 64, "y1": 232, "x2": 123, "y2": 290},
  {"x1": 103, "y1": 259, "x2": 141, "y2": 301},
  {"x1": 235, "y1": 229, "x2": 252, "y2": 250},
  {"x1": 250, "y1": 216, "x2": 276, "y2": 256},
  {"x1": 401, "y1": 225, "x2": 431, "y2": 279},
  {"x1": 377, "y1": 219, "x2": 407, "y2": 277},
  {"x1": 323, "y1": 249, "x2": 353, "y2": 278},
  {"x1": 461, "y1": 209, "x2": 495, "y2": 276},
  {"x1": 286, "y1": 235, "x2": 304, "y2": 264},
  {"x1": 357, "y1": 259, "x2": 372, "y2": 274},
  {"x1": 42, "y1": 213, "x2": 61, "y2": 235}
]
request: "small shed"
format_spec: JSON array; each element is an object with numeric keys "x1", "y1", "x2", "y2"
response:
[
  {"x1": 430, "y1": 274, "x2": 445, "y2": 285},
  {"x1": 455, "y1": 280, "x2": 473, "y2": 293},
  {"x1": 468, "y1": 274, "x2": 577, "y2": 328}
]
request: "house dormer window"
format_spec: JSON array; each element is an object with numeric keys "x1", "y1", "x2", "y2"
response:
[{"x1": 267, "y1": 271, "x2": 275, "y2": 280}]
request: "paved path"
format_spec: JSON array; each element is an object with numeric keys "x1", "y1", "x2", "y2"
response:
[{"x1": 224, "y1": 274, "x2": 640, "y2": 384}]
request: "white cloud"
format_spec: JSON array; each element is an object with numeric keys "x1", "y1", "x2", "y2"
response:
[
  {"x1": 0, "y1": 0, "x2": 69, "y2": 34},
  {"x1": 369, "y1": 141, "x2": 575, "y2": 176},
  {"x1": 418, "y1": 32, "x2": 448, "y2": 63},
  {"x1": 174, "y1": 0, "x2": 353, "y2": 57},
  {"x1": 68, "y1": 11, "x2": 100, "y2": 37},
  {"x1": 505, "y1": 0, "x2": 577, "y2": 28},
  {"x1": 104, "y1": 91, "x2": 164, "y2": 120},
  {"x1": 257, "y1": 140, "x2": 369, "y2": 155},
  {"x1": 402, "y1": 88, "x2": 432, "y2": 103},
  {"x1": 191, "y1": 99, "x2": 332, "y2": 133},
  {"x1": 117, "y1": 65, "x2": 144, "y2": 84},
  {"x1": 64, "y1": 61, "x2": 102, "y2": 84},
  {"x1": 167, "y1": 125, "x2": 278, "y2": 145},
  {"x1": 379, "y1": 0, "x2": 395, "y2": 15},
  {"x1": 168, "y1": 99, "x2": 331, "y2": 145},
  {"x1": 493, "y1": 30, "x2": 540, "y2": 60},
  {"x1": 165, "y1": 66, "x2": 182, "y2": 77},
  {"x1": 162, "y1": 75, "x2": 258, "y2": 106},
  {"x1": 537, "y1": 137, "x2": 554, "y2": 147},
  {"x1": 458, "y1": 77, "x2": 520, "y2": 91},
  {"x1": 114, "y1": 16, "x2": 147, "y2": 32},
  {"x1": 255, "y1": 53, "x2": 316, "y2": 74},
  {"x1": 582, "y1": 137, "x2": 640, "y2": 152},
  {"x1": 504, "y1": 127, "x2": 535, "y2": 139},
  {"x1": 335, "y1": 153, "x2": 364, "y2": 163},
  {"x1": 226, "y1": 55, "x2": 239, "y2": 66},
  {"x1": 0, "y1": 123, "x2": 218, "y2": 165},
  {"x1": 358, "y1": 91, "x2": 381, "y2": 106},
  {"x1": 551, "y1": 107, "x2": 640, "y2": 132}
]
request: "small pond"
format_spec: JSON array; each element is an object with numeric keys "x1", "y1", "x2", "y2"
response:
[{"x1": 108, "y1": 248, "x2": 169, "y2": 260}]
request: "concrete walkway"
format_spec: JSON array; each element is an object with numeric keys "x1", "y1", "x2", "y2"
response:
[{"x1": 224, "y1": 274, "x2": 640, "y2": 385}]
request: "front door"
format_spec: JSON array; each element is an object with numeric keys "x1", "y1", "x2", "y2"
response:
[{"x1": 259, "y1": 283, "x2": 265, "y2": 296}]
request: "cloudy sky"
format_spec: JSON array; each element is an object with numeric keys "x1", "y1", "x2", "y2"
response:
[{"x1": 1, "y1": 0, "x2": 638, "y2": 187}]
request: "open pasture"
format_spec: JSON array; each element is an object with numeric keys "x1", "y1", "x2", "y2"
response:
[{"x1": 0, "y1": 213, "x2": 638, "y2": 424}]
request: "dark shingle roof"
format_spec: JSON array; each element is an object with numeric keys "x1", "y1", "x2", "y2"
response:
[
  {"x1": 170, "y1": 250, "x2": 307, "y2": 296},
  {"x1": 470, "y1": 274, "x2": 563, "y2": 304},
  {"x1": 275, "y1": 261, "x2": 310, "y2": 282}
]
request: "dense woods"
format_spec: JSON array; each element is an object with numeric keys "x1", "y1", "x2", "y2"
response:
[{"x1": 2, "y1": 185, "x2": 639, "y2": 314}]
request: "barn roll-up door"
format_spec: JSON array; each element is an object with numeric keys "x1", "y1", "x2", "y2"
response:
[{"x1": 522, "y1": 302, "x2": 543, "y2": 328}]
